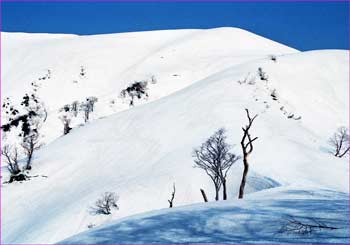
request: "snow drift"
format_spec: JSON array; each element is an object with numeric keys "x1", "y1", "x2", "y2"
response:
[{"x1": 61, "y1": 187, "x2": 350, "y2": 244}]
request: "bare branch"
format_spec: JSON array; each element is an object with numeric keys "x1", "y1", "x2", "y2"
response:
[
  {"x1": 239, "y1": 109, "x2": 258, "y2": 199},
  {"x1": 1, "y1": 145, "x2": 20, "y2": 175}
]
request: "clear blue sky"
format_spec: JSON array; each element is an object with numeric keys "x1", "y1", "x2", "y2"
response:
[{"x1": 1, "y1": 1, "x2": 349, "y2": 51}]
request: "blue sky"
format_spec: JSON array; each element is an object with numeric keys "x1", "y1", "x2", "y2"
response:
[{"x1": 1, "y1": 1, "x2": 348, "y2": 51}]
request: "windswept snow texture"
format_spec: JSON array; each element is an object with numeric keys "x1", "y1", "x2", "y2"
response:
[
  {"x1": 61, "y1": 188, "x2": 350, "y2": 244},
  {"x1": 1, "y1": 28, "x2": 349, "y2": 244}
]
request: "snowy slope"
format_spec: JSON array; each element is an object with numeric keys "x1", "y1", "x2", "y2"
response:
[
  {"x1": 1, "y1": 27, "x2": 298, "y2": 145},
  {"x1": 1, "y1": 28, "x2": 349, "y2": 244},
  {"x1": 61, "y1": 187, "x2": 350, "y2": 244}
]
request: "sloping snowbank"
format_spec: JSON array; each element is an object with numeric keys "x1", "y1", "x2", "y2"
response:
[{"x1": 61, "y1": 187, "x2": 350, "y2": 244}]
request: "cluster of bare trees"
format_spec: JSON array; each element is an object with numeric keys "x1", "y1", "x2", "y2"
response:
[
  {"x1": 59, "y1": 96, "x2": 98, "y2": 135},
  {"x1": 1, "y1": 83, "x2": 46, "y2": 182},
  {"x1": 193, "y1": 128, "x2": 240, "y2": 201},
  {"x1": 193, "y1": 109, "x2": 258, "y2": 201},
  {"x1": 192, "y1": 109, "x2": 348, "y2": 202}
]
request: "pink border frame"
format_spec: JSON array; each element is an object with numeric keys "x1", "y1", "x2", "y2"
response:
[{"x1": 0, "y1": 0, "x2": 349, "y2": 244}]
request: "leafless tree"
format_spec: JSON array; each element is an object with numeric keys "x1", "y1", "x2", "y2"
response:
[
  {"x1": 1, "y1": 145, "x2": 20, "y2": 175},
  {"x1": 193, "y1": 128, "x2": 240, "y2": 200},
  {"x1": 120, "y1": 81, "x2": 148, "y2": 107},
  {"x1": 87, "y1": 96, "x2": 98, "y2": 112},
  {"x1": 91, "y1": 192, "x2": 119, "y2": 215},
  {"x1": 21, "y1": 133, "x2": 42, "y2": 170},
  {"x1": 329, "y1": 127, "x2": 349, "y2": 158},
  {"x1": 168, "y1": 183, "x2": 176, "y2": 208},
  {"x1": 239, "y1": 109, "x2": 258, "y2": 199},
  {"x1": 279, "y1": 216, "x2": 338, "y2": 235},
  {"x1": 80, "y1": 101, "x2": 93, "y2": 122},
  {"x1": 71, "y1": 100, "x2": 79, "y2": 117},
  {"x1": 59, "y1": 105, "x2": 73, "y2": 135},
  {"x1": 79, "y1": 96, "x2": 98, "y2": 122}
]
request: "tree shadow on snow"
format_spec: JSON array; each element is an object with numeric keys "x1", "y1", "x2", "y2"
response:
[{"x1": 63, "y1": 197, "x2": 350, "y2": 244}]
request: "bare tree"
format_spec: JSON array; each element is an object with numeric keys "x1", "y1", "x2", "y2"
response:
[
  {"x1": 80, "y1": 101, "x2": 93, "y2": 122},
  {"x1": 87, "y1": 96, "x2": 98, "y2": 112},
  {"x1": 79, "y1": 96, "x2": 98, "y2": 122},
  {"x1": 239, "y1": 109, "x2": 258, "y2": 199},
  {"x1": 168, "y1": 183, "x2": 176, "y2": 208},
  {"x1": 71, "y1": 100, "x2": 79, "y2": 117},
  {"x1": 21, "y1": 133, "x2": 42, "y2": 170},
  {"x1": 329, "y1": 127, "x2": 349, "y2": 158},
  {"x1": 279, "y1": 216, "x2": 338, "y2": 235},
  {"x1": 61, "y1": 115, "x2": 72, "y2": 135},
  {"x1": 193, "y1": 128, "x2": 240, "y2": 201},
  {"x1": 1, "y1": 145, "x2": 20, "y2": 175},
  {"x1": 91, "y1": 192, "x2": 119, "y2": 215},
  {"x1": 2, "y1": 84, "x2": 45, "y2": 173},
  {"x1": 59, "y1": 105, "x2": 72, "y2": 135},
  {"x1": 120, "y1": 81, "x2": 148, "y2": 107}
]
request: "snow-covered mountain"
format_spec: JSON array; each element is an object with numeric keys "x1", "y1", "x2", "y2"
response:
[
  {"x1": 1, "y1": 28, "x2": 348, "y2": 244},
  {"x1": 1, "y1": 27, "x2": 298, "y2": 144}
]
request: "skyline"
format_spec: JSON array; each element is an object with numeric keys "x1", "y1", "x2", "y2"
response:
[{"x1": 1, "y1": 1, "x2": 349, "y2": 51}]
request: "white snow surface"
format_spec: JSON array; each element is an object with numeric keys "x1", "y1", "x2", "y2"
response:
[
  {"x1": 1, "y1": 28, "x2": 349, "y2": 244},
  {"x1": 61, "y1": 187, "x2": 350, "y2": 244}
]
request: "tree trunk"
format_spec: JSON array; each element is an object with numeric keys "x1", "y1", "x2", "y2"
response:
[
  {"x1": 238, "y1": 158, "x2": 249, "y2": 199},
  {"x1": 200, "y1": 189, "x2": 208, "y2": 202},
  {"x1": 222, "y1": 179, "x2": 227, "y2": 200},
  {"x1": 215, "y1": 185, "x2": 220, "y2": 201},
  {"x1": 25, "y1": 154, "x2": 32, "y2": 170},
  {"x1": 85, "y1": 111, "x2": 89, "y2": 122}
]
